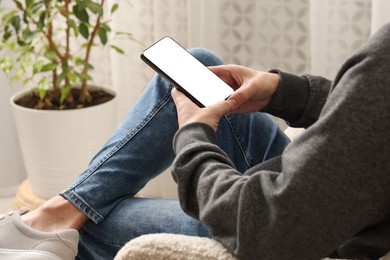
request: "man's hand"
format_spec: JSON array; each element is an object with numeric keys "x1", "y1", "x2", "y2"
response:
[
  {"x1": 171, "y1": 64, "x2": 280, "y2": 131},
  {"x1": 210, "y1": 65, "x2": 280, "y2": 113},
  {"x1": 171, "y1": 88, "x2": 234, "y2": 131}
]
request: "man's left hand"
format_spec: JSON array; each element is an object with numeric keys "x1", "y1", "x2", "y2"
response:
[{"x1": 171, "y1": 88, "x2": 234, "y2": 131}]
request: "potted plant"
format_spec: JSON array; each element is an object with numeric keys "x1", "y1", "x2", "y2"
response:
[{"x1": 0, "y1": 0, "x2": 130, "y2": 199}]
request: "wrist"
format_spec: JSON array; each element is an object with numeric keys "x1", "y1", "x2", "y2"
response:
[{"x1": 266, "y1": 70, "x2": 281, "y2": 97}]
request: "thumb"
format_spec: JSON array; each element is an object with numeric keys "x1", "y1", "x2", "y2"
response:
[
  {"x1": 206, "y1": 98, "x2": 235, "y2": 117},
  {"x1": 226, "y1": 89, "x2": 249, "y2": 112}
]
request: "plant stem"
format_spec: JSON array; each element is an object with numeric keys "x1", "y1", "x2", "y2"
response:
[
  {"x1": 31, "y1": 0, "x2": 66, "y2": 63},
  {"x1": 79, "y1": 0, "x2": 105, "y2": 103},
  {"x1": 45, "y1": 0, "x2": 59, "y2": 91},
  {"x1": 64, "y1": 0, "x2": 74, "y2": 103},
  {"x1": 17, "y1": 0, "x2": 65, "y2": 91}
]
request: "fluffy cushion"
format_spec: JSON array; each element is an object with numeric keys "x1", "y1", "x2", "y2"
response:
[{"x1": 114, "y1": 233, "x2": 237, "y2": 260}]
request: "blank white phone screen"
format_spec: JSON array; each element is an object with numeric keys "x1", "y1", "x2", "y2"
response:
[{"x1": 142, "y1": 37, "x2": 234, "y2": 107}]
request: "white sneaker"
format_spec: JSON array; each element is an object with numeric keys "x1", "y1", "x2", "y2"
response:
[{"x1": 0, "y1": 208, "x2": 79, "y2": 260}]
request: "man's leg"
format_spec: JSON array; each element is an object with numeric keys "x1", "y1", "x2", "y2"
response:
[
  {"x1": 72, "y1": 106, "x2": 290, "y2": 260},
  {"x1": 72, "y1": 80, "x2": 289, "y2": 260},
  {"x1": 76, "y1": 198, "x2": 211, "y2": 260},
  {"x1": 10, "y1": 48, "x2": 290, "y2": 259},
  {"x1": 75, "y1": 112, "x2": 289, "y2": 260}
]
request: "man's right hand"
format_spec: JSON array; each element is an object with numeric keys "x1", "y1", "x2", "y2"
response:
[{"x1": 209, "y1": 65, "x2": 280, "y2": 113}]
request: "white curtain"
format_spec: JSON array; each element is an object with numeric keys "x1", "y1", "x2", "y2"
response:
[
  {"x1": 1, "y1": 0, "x2": 388, "y2": 199},
  {"x1": 87, "y1": 0, "x2": 389, "y2": 198}
]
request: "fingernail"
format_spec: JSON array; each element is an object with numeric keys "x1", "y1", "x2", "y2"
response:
[{"x1": 227, "y1": 98, "x2": 238, "y2": 110}]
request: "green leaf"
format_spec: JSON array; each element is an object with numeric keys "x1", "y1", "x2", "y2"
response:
[
  {"x1": 69, "y1": 19, "x2": 79, "y2": 37},
  {"x1": 115, "y1": 31, "x2": 134, "y2": 37},
  {"x1": 22, "y1": 29, "x2": 40, "y2": 43},
  {"x1": 44, "y1": 50, "x2": 58, "y2": 60},
  {"x1": 60, "y1": 83, "x2": 72, "y2": 103},
  {"x1": 61, "y1": 60, "x2": 69, "y2": 69},
  {"x1": 110, "y1": 44, "x2": 125, "y2": 54},
  {"x1": 22, "y1": 10, "x2": 28, "y2": 23},
  {"x1": 37, "y1": 11, "x2": 45, "y2": 29},
  {"x1": 33, "y1": 60, "x2": 44, "y2": 74},
  {"x1": 37, "y1": 88, "x2": 46, "y2": 100},
  {"x1": 100, "y1": 23, "x2": 111, "y2": 32},
  {"x1": 19, "y1": 53, "x2": 32, "y2": 70},
  {"x1": 56, "y1": 72, "x2": 66, "y2": 87},
  {"x1": 79, "y1": 23, "x2": 89, "y2": 39},
  {"x1": 37, "y1": 77, "x2": 51, "y2": 100},
  {"x1": 98, "y1": 27, "x2": 107, "y2": 45},
  {"x1": 78, "y1": 72, "x2": 92, "y2": 81},
  {"x1": 31, "y1": 1, "x2": 45, "y2": 14},
  {"x1": 38, "y1": 78, "x2": 51, "y2": 90},
  {"x1": 11, "y1": 15, "x2": 21, "y2": 32},
  {"x1": 0, "y1": 57, "x2": 14, "y2": 74},
  {"x1": 3, "y1": 30, "x2": 12, "y2": 42},
  {"x1": 25, "y1": 0, "x2": 34, "y2": 10},
  {"x1": 111, "y1": 3, "x2": 119, "y2": 14},
  {"x1": 73, "y1": 4, "x2": 89, "y2": 23},
  {"x1": 114, "y1": 31, "x2": 137, "y2": 42},
  {"x1": 2, "y1": 11, "x2": 17, "y2": 24},
  {"x1": 10, "y1": 67, "x2": 24, "y2": 81},
  {"x1": 22, "y1": 78, "x2": 30, "y2": 85},
  {"x1": 87, "y1": 2, "x2": 103, "y2": 16},
  {"x1": 8, "y1": 41, "x2": 15, "y2": 50},
  {"x1": 78, "y1": 1, "x2": 87, "y2": 12},
  {"x1": 68, "y1": 71, "x2": 78, "y2": 82},
  {"x1": 75, "y1": 58, "x2": 94, "y2": 69},
  {"x1": 16, "y1": 37, "x2": 25, "y2": 46},
  {"x1": 14, "y1": 1, "x2": 24, "y2": 11},
  {"x1": 41, "y1": 63, "x2": 57, "y2": 72},
  {"x1": 58, "y1": 6, "x2": 68, "y2": 17}
]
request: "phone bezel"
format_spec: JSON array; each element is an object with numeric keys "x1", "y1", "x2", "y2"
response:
[{"x1": 141, "y1": 36, "x2": 232, "y2": 107}]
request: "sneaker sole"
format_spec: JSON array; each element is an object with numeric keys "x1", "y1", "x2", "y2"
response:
[{"x1": 0, "y1": 249, "x2": 63, "y2": 260}]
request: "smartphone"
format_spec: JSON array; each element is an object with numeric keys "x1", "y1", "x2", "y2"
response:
[{"x1": 141, "y1": 36, "x2": 234, "y2": 107}]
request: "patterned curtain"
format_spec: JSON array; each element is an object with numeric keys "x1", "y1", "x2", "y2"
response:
[
  {"x1": 2, "y1": 0, "x2": 389, "y2": 198},
  {"x1": 87, "y1": 0, "x2": 389, "y2": 198}
]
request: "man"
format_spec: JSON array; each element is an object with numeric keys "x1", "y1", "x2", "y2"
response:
[{"x1": 1, "y1": 23, "x2": 389, "y2": 260}]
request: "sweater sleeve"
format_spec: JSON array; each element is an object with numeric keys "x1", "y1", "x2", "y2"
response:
[
  {"x1": 172, "y1": 24, "x2": 390, "y2": 260},
  {"x1": 262, "y1": 70, "x2": 332, "y2": 128}
]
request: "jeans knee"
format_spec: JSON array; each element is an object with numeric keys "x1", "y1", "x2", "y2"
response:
[{"x1": 187, "y1": 47, "x2": 225, "y2": 66}]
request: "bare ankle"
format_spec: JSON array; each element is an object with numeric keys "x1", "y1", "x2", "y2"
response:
[{"x1": 22, "y1": 195, "x2": 88, "y2": 232}]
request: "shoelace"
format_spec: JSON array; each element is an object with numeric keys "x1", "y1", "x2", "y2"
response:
[{"x1": 0, "y1": 208, "x2": 29, "y2": 220}]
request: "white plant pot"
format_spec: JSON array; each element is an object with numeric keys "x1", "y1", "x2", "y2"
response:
[{"x1": 10, "y1": 86, "x2": 118, "y2": 199}]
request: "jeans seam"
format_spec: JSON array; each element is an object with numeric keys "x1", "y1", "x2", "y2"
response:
[
  {"x1": 68, "y1": 91, "x2": 172, "y2": 190},
  {"x1": 63, "y1": 89, "x2": 173, "y2": 221},
  {"x1": 62, "y1": 191, "x2": 104, "y2": 223},
  {"x1": 79, "y1": 228, "x2": 124, "y2": 248},
  {"x1": 224, "y1": 114, "x2": 252, "y2": 169}
]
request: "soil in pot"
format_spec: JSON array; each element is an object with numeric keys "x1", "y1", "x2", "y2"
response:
[{"x1": 15, "y1": 88, "x2": 115, "y2": 110}]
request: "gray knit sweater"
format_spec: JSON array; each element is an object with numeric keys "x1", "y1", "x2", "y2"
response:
[{"x1": 172, "y1": 23, "x2": 390, "y2": 260}]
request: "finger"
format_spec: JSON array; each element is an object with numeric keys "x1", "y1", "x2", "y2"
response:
[
  {"x1": 209, "y1": 65, "x2": 242, "y2": 90},
  {"x1": 227, "y1": 88, "x2": 250, "y2": 111},
  {"x1": 171, "y1": 87, "x2": 187, "y2": 104},
  {"x1": 208, "y1": 65, "x2": 225, "y2": 75},
  {"x1": 206, "y1": 99, "x2": 234, "y2": 118},
  {"x1": 171, "y1": 88, "x2": 199, "y2": 110},
  {"x1": 171, "y1": 87, "x2": 180, "y2": 100}
]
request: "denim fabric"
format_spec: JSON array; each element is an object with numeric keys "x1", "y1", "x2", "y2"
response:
[
  {"x1": 60, "y1": 48, "x2": 290, "y2": 259},
  {"x1": 76, "y1": 198, "x2": 210, "y2": 260}
]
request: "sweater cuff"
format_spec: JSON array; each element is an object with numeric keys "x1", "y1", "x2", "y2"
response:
[
  {"x1": 262, "y1": 69, "x2": 310, "y2": 125},
  {"x1": 173, "y1": 122, "x2": 217, "y2": 155}
]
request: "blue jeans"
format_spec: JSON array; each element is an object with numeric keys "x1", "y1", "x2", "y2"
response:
[{"x1": 60, "y1": 48, "x2": 290, "y2": 260}]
